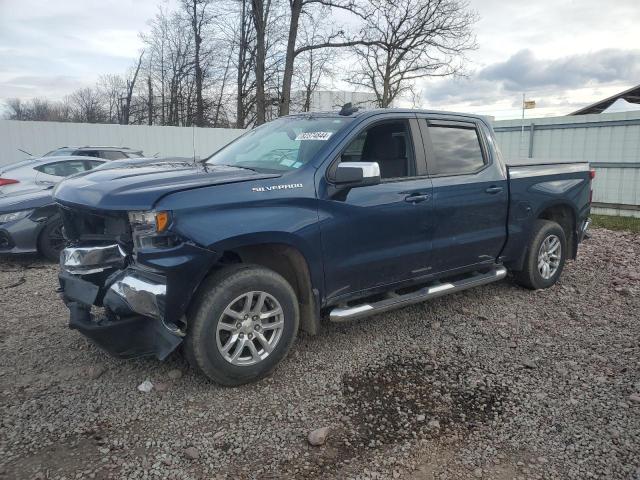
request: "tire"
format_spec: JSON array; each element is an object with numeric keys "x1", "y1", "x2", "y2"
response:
[
  {"x1": 38, "y1": 218, "x2": 65, "y2": 262},
  {"x1": 184, "y1": 264, "x2": 299, "y2": 386},
  {"x1": 513, "y1": 219, "x2": 567, "y2": 290}
]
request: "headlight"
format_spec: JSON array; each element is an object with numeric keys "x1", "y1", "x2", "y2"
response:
[
  {"x1": 128, "y1": 210, "x2": 170, "y2": 233},
  {"x1": 128, "y1": 210, "x2": 173, "y2": 249},
  {"x1": 0, "y1": 209, "x2": 33, "y2": 223}
]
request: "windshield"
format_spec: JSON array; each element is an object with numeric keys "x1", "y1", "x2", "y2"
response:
[{"x1": 206, "y1": 116, "x2": 352, "y2": 173}]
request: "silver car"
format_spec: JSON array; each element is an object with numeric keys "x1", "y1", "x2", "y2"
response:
[
  {"x1": 44, "y1": 146, "x2": 144, "y2": 159},
  {"x1": 0, "y1": 156, "x2": 105, "y2": 196}
]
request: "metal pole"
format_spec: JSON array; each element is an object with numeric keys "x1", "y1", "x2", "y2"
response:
[{"x1": 520, "y1": 93, "x2": 525, "y2": 158}]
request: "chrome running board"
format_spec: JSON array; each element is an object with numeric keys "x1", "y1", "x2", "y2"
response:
[{"x1": 329, "y1": 266, "x2": 507, "y2": 322}]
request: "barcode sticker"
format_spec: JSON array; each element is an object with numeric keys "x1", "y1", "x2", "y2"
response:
[{"x1": 295, "y1": 132, "x2": 333, "y2": 141}]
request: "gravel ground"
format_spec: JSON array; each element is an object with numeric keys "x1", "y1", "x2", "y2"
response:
[{"x1": 0, "y1": 228, "x2": 638, "y2": 480}]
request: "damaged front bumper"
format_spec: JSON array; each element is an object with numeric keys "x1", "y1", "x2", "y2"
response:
[{"x1": 59, "y1": 242, "x2": 217, "y2": 360}]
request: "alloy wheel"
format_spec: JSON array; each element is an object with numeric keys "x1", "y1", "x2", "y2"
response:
[{"x1": 215, "y1": 291, "x2": 284, "y2": 366}]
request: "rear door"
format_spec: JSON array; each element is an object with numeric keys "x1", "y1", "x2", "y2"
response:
[
  {"x1": 417, "y1": 116, "x2": 508, "y2": 274},
  {"x1": 318, "y1": 115, "x2": 434, "y2": 300}
]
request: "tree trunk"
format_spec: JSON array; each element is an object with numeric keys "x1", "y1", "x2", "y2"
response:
[
  {"x1": 192, "y1": 0, "x2": 204, "y2": 127},
  {"x1": 236, "y1": 0, "x2": 248, "y2": 128},
  {"x1": 122, "y1": 51, "x2": 144, "y2": 124},
  {"x1": 252, "y1": 0, "x2": 266, "y2": 125},
  {"x1": 280, "y1": 0, "x2": 303, "y2": 117},
  {"x1": 147, "y1": 76, "x2": 153, "y2": 125}
]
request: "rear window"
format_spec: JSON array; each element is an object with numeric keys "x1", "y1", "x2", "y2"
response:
[
  {"x1": 427, "y1": 125, "x2": 486, "y2": 176},
  {"x1": 44, "y1": 148, "x2": 74, "y2": 157}
]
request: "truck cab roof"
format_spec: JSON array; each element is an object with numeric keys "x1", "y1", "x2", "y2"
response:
[{"x1": 286, "y1": 107, "x2": 493, "y2": 127}]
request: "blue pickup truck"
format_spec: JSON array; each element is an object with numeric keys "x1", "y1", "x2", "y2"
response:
[{"x1": 54, "y1": 107, "x2": 592, "y2": 385}]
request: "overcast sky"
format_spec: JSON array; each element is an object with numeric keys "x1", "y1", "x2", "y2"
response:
[{"x1": 1, "y1": 0, "x2": 639, "y2": 119}]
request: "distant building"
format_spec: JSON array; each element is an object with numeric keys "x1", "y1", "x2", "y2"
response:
[
  {"x1": 570, "y1": 83, "x2": 640, "y2": 115},
  {"x1": 291, "y1": 90, "x2": 379, "y2": 113}
]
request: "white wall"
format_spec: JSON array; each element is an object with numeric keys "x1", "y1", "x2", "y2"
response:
[
  {"x1": 493, "y1": 111, "x2": 640, "y2": 218},
  {"x1": 0, "y1": 120, "x2": 245, "y2": 165}
]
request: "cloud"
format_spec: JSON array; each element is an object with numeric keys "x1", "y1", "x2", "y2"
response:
[
  {"x1": 479, "y1": 49, "x2": 640, "y2": 91},
  {"x1": 423, "y1": 48, "x2": 640, "y2": 108}
]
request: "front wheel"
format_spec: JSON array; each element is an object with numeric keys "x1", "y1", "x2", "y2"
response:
[
  {"x1": 513, "y1": 219, "x2": 567, "y2": 290},
  {"x1": 184, "y1": 265, "x2": 299, "y2": 386},
  {"x1": 38, "y1": 218, "x2": 65, "y2": 262}
]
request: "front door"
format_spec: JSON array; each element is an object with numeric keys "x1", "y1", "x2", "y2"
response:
[{"x1": 317, "y1": 117, "x2": 434, "y2": 301}]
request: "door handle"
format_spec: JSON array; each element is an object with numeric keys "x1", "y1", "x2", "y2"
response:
[
  {"x1": 404, "y1": 193, "x2": 431, "y2": 203},
  {"x1": 485, "y1": 186, "x2": 503, "y2": 194}
]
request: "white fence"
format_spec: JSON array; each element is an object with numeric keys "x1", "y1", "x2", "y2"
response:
[
  {"x1": 0, "y1": 120, "x2": 244, "y2": 166},
  {"x1": 494, "y1": 111, "x2": 640, "y2": 218}
]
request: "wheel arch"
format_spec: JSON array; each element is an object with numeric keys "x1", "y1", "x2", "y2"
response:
[
  {"x1": 202, "y1": 235, "x2": 322, "y2": 335},
  {"x1": 34, "y1": 209, "x2": 63, "y2": 257},
  {"x1": 536, "y1": 202, "x2": 577, "y2": 259}
]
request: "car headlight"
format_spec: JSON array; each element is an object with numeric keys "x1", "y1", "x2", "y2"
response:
[
  {"x1": 0, "y1": 209, "x2": 33, "y2": 224},
  {"x1": 128, "y1": 210, "x2": 174, "y2": 249}
]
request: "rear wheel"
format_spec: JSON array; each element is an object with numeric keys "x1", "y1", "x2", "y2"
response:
[
  {"x1": 38, "y1": 218, "x2": 65, "y2": 262},
  {"x1": 184, "y1": 264, "x2": 299, "y2": 386},
  {"x1": 513, "y1": 219, "x2": 567, "y2": 290}
]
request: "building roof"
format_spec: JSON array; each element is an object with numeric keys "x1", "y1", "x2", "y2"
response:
[{"x1": 570, "y1": 83, "x2": 640, "y2": 115}]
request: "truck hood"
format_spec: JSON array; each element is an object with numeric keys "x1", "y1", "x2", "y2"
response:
[{"x1": 53, "y1": 158, "x2": 279, "y2": 211}]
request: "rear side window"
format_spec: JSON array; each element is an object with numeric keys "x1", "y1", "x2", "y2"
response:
[
  {"x1": 427, "y1": 125, "x2": 486, "y2": 175},
  {"x1": 34, "y1": 160, "x2": 88, "y2": 177},
  {"x1": 74, "y1": 150, "x2": 100, "y2": 158},
  {"x1": 100, "y1": 151, "x2": 127, "y2": 160}
]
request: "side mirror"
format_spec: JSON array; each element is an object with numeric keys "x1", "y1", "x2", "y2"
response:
[{"x1": 333, "y1": 162, "x2": 380, "y2": 187}]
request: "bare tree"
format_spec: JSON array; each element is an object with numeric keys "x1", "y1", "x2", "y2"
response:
[
  {"x1": 70, "y1": 88, "x2": 105, "y2": 123},
  {"x1": 97, "y1": 74, "x2": 125, "y2": 123},
  {"x1": 6, "y1": 97, "x2": 74, "y2": 122},
  {"x1": 348, "y1": 0, "x2": 477, "y2": 107},
  {"x1": 6, "y1": 98, "x2": 27, "y2": 120},
  {"x1": 278, "y1": 0, "x2": 381, "y2": 116},
  {"x1": 142, "y1": 9, "x2": 194, "y2": 126},
  {"x1": 121, "y1": 51, "x2": 145, "y2": 124},
  {"x1": 293, "y1": 11, "x2": 335, "y2": 111},
  {"x1": 230, "y1": 0, "x2": 257, "y2": 128},
  {"x1": 251, "y1": 0, "x2": 270, "y2": 125},
  {"x1": 182, "y1": 0, "x2": 216, "y2": 127}
]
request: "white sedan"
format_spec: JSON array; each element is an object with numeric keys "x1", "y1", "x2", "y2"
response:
[{"x1": 0, "y1": 156, "x2": 105, "y2": 196}]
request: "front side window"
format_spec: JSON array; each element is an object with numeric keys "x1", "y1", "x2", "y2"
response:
[
  {"x1": 427, "y1": 125, "x2": 486, "y2": 175},
  {"x1": 84, "y1": 160, "x2": 105, "y2": 170},
  {"x1": 35, "y1": 160, "x2": 88, "y2": 177},
  {"x1": 340, "y1": 121, "x2": 414, "y2": 179},
  {"x1": 206, "y1": 116, "x2": 352, "y2": 173}
]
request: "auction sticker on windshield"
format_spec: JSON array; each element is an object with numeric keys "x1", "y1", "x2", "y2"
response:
[{"x1": 295, "y1": 132, "x2": 333, "y2": 141}]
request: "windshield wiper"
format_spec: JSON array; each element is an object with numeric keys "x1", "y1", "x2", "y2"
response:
[{"x1": 213, "y1": 164, "x2": 260, "y2": 173}]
